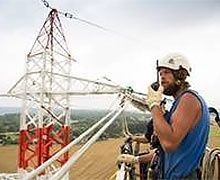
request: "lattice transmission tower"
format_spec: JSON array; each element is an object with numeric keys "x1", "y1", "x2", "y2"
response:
[
  {"x1": 4, "y1": 7, "x2": 129, "y2": 179},
  {"x1": 16, "y1": 9, "x2": 72, "y2": 173}
]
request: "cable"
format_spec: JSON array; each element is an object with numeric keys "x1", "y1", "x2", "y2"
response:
[
  {"x1": 39, "y1": 0, "x2": 115, "y2": 32},
  {"x1": 39, "y1": 0, "x2": 142, "y2": 43},
  {"x1": 24, "y1": 108, "x2": 117, "y2": 179},
  {"x1": 50, "y1": 103, "x2": 128, "y2": 180}
]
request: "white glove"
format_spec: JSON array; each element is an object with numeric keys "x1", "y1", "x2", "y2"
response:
[
  {"x1": 117, "y1": 154, "x2": 138, "y2": 164},
  {"x1": 146, "y1": 85, "x2": 163, "y2": 110}
]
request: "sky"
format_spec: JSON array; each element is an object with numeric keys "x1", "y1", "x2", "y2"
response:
[{"x1": 0, "y1": 0, "x2": 220, "y2": 109}]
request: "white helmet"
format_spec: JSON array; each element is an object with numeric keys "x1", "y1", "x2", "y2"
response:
[{"x1": 158, "y1": 53, "x2": 192, "y2": 76}]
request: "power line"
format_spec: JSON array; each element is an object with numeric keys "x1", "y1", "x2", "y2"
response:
[
  {"x1": 39, "y1": 0, "x2": 142, "y2": 43},
  {"x1": 40, "y1": 0, "x2": 116, "y2": 32}
]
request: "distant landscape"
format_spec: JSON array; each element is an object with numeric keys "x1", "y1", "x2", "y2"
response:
[
  {"x1": 0, "y1": 107, "x2": 151, "y2": 145},
  {"x1": 0, "y1": 107, "x2": 20, "y2": 115}
]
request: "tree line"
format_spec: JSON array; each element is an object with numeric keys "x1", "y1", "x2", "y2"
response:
[{"x1": 0, "y1": 110, "x2": 150, "y2": 145}]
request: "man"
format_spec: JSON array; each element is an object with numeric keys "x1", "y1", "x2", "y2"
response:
[{"x1": 118, "y1": 53, "x2": 210, "y2": 179}]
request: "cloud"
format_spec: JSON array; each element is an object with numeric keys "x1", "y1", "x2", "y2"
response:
[{"x1": 0, "y1": 0, "x2": 220, "y2": 108}]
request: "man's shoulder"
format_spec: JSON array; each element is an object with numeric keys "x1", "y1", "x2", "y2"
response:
[
  {"x1": 179, "y1": 91, "x2": 201, "y2": 110},
  {"x1": 180, "y1": 90, "x2": 201, "y2": 101},
  {"x1": 181, "y1": 91, "x2": 197, "y2": 99}
]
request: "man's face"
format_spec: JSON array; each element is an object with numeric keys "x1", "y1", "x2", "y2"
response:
[{"x1": 159, "y1": 68, "x2": 178, "y2": 96}]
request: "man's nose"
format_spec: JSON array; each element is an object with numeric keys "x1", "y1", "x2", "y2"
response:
[{"x1": 160, "y1": 73, "x2": 165, "y2": 80}]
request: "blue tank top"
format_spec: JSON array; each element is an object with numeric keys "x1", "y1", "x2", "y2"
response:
[{"x1": 163, "y1": 90, "x2": 210, "y2": 179}]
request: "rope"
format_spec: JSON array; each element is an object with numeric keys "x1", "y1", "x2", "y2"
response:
[{"x1": 202, "y1": 148, "x2": 220, "y2": 180}]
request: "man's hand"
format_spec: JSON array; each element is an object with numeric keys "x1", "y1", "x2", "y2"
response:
[
  {"x1": 146, "y1": 85, "x2": 164, "y2": 110},
  {"x1": 117, "y1": 154, "x2": 138, "y2": 164}
]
